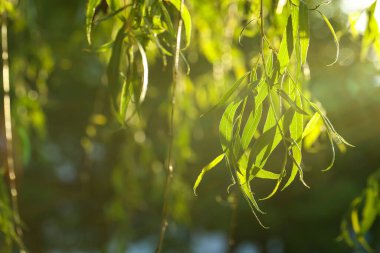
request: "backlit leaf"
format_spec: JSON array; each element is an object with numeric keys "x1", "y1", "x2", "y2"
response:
[
  {"x1": 136, "y1": 41, "x2": 149, "y2": 103},
  {"x1": 282, "y1": 90, "x2": 306, "y2": 190},
  {"x1": 86, "y1": 0, "x2": 101, "y2": 45},
  {"x1": 107, "y1": 24, "x2": 126, "y2": 96},
  {"x1": 277, "y1": 89, "x2": 309, "y2": 115},
  {"x1": 317, "y1": 10, "x2": 339, "y2": 66},
  {"x1": 278, "y1": 16, "x2": 293, "y2": 73},
  {"x1": 204, "y1": 72, "x2": 250, "y2": 115},
  {"x1": 193, "y1": 154, "x2": 225, "y2": 196},
  {"x1": 241, "y1": 103, "x2": 262, "y2": 150},
  {"x1": 167, "y1": 0, "x2": 192, "y2": 48},
  {"x1": 219, "y1": 100, "x2": 242, "y2": 152},
  {"x1": 299, "y1": 2, "x2": 310, "y2": 65}
]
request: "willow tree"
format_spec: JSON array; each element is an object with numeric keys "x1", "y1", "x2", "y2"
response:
[
  {"x1": 86, "y1": 0, "x2": 352, "y2": 249},
  {"x1": 1, "y1": 0, "x2": 380, "y2": 252}
]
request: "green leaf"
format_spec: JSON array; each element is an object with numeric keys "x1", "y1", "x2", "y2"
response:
[
  {"x1": 260, "y1": 149, "x2": 287, "y2": 200},
  {"x1": 317, "y1": 10, "x2": 339, "y2": 66},
  {"x1": 303, "y1": 112, "x2": 321, "y2": 138},
  {"x1": 241, "y1": 83, "x2": 268, "y2": 150},
  {"x1": 237, "y1": 179, "x2": 268, "y2": 228},
  {"x1": 322, "y1": 130, "x2": 336, "y2": 172},
  {"x1": 241, "y1": 103, "x2": 262, "y2": 150},
  {"x1": 247, "y1": 112, "x2": 287, "y2": 177},
  {"x1": 303, "y1": 112, "x2": 323, "y2": 150},
  {"x1": 90, "y1": 40, "x2": 114, "y2": 53},
  {"x1": 291, "y1": 4, "x2": 300, "y2": 69},
  {"x1": 299, "y1": 2, "x2": 310, "y2": 65},
  {"x1": 351, "y1": 207, "x2": 361, "y2": 234},
  {"x1": 159, "y1": 1, "x2": 175, "y2": 35},
  {"x1": 136, "y1": 41, "x2": 149, "y2": 103},
  {"x1": 193, "y1": 154, "x2": 225, "y2": 196},
  {"x1": 236, "y1": 168, "x2": 266, "y2": 216},
  {"x1": 339, "y1": 220, "x2": 354, "y2": 247},
  {"x1": 107, "y1": 24, "x2": 126, "y2": 95},
  {"x1": 282, "y1": 90, "x2": 307, "y2": 190},
  {"x1": 167, "y1": 0, "x2": 192, "y2": 48},
  {"x1": 265, "y1": 52, "x2": 274, "y2": 77},
  {"x1": 86, "y1": 0, "x2": 101, "y2": 45},
  {"x1": 93, "y1": 4, "x2": 132, "y2": 25},
  {"x1": 219, "y1": 100, "x2": 242, "y2": 152},
  {"x1": 277, "y1": 89, "x2": 309, "y2": 115},
  {"x1": 203, "y1": 72, "x2": 250, "y2": 115},
  {"x1": 361, "y1": 188, "x2": 378, "y2": 233},
  {"x1": 255, "y1": 169, "x2": 281, "y2": 180},
  {"x1": 278, "y1": 16, "x2": 293, "y2": 73},
  {"x1": 118, "y1": 79, "x2": 130, "y2": 121},
  {"x1": 106, "y1": 0, "x2": 122, "y2": 12},
  {"x1": 253, "y1": 79, "x2": 269, "y2": 107}
]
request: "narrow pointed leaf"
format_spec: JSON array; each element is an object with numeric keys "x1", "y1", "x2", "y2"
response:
[
  {"x1": 256, "y1": 169, "x2": 281, "y2": 180},
  {"x1": 193, "y1": 154, "x2": 225, "y2": 196},
  {"x1": 278, "y1": 16, "x2": 293, "y2": 73},
  {"x1": 241, "y1": 103, "x2": 262, "y2": 150},
  {"x1": 260, "y1": 145, "x2": 288, "y2": 200},
  {"x1": 322, "y1": 131, "x2": 336, "y2": 172},
  {"x1": 136, "y1": 41, "x2": 149, "y2": 103},
  {"x1": 107, "y1": 24, "x2": 126, "y2": 94},
  {"x1": 361, "y1": 189, "x2": 377, "y2": 232},
  {"x1": 340, "y1": 220, "x2": 354, "y2": 246},
  {"x1": 303, "y1": 112, "x2": 322, "y2": 138},
  {"x1": 118, "y1": 79, "x2": 130, "y2": 121},
  {"x1": 282, "y1": 91, "x2": 305, "y2": 190},
  {"x1": 351, "y1": 208, "x2": 361, "y2": 234},
  {"x1": 219, "y1": 100, "x2": 242, "y2": 152},
  {"x1": 236, "y1": 170, "x2": 266, "y2": 215},
  {"x1": 299, "y1": 2, "x2": 310, "y2": 65},
  {"x1": 277, "y1": 89, "x2": 309, "y2": 115},
  {"x1": 159, "y1": 1, "x2": 175, "y2": 35},
  {"x1": 86, "y1": 0, "x2": 101, "y2": 45},
  {"x1": 167, "y1": 0, "x2": 192, "y2": 48},
  {"x1": 204, "y1": 72, "x2": 250, "y2": 115},
  {"x1": 93, "y1": 4, "x2": 132, "y2": 25},
  {"x1": 317, "y1": 10, "x2": 339, "y2": 66},
  {"x1": 291, "y1": 4, "x2": 300, "y2": 69}
]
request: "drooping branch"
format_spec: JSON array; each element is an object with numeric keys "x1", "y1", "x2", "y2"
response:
[
  {"x1": 155, "y1": 0, "x2": 184, "y2": 252},
  {"x1": 1, "y1": 11, "x2": 26, "y2": 252}
]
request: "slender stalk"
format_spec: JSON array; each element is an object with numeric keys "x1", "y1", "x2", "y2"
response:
[
  {"x1": 1, "y1": 11, "x2": 26, "y2": 252},
  {"x1": 259, "y1": 0, "x2": 267, "y2": 76},
  {"x1": 155, "y1": 1, "x2": 184, "y2": 252},
  {"x1": 227, "y1": 193, "x2": 238, "y2": 253}
]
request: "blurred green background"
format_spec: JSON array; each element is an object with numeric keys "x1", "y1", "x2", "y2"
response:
[{"x1": 1, "y1": 0, "x2": 380, "y2": 252}]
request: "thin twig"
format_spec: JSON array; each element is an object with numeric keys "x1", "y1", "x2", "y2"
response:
[
  {"x1": 227, "y1": 193, "x2": 238, "y2": 253},
  {"x1": 155, "y1": 0, "x2": 184, "y2": 252},
  {"x1": 1, "y1": 11, "x2": 26, "y2": 252}
]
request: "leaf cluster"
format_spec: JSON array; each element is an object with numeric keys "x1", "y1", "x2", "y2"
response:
[
  {"x1": 193, "y1": 0, "x2": 352, "y2": 226},
  {"x1": 339, "y1": 169, "x2": 380, "y2": 252},
  {"x1": 86, "y1": 0, "x2": 191, "y2": 124}
]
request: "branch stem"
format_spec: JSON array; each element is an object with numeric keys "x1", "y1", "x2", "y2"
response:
[
  {"x1": 1, "y1": 11, "x2": 26, "y2": 252},
  {"x1": 155, "y1": 0, "x2": 184, "y2": 252}
]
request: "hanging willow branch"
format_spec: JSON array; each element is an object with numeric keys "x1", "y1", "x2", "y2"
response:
[
  {"x1": 1, "y1": 11, "x2": 26, "y2": 252},
  {"x1": 193, "y1": 0, "x2": 353, "y2": 227},
  {"x1": 155, "y1": 0, "x2": 184, "y2": 252}
]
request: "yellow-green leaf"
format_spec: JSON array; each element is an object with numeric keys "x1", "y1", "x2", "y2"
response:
[
  {"x1": 299, "y1": 2, "x2": 310, "y2": 65},
  {"x1": 278, "y1": 15, "x2": 293, "y2": 73},
  {"x1": 193, "y1": 154, "x2": 225, "y2": 196},
  {"x1": 219, "y1": 100, "x2": 242, "y2": 152},
  {"x1": 167, "y1": 0, "x2": 192, "y2": 48},
  {"x1": 86, "y1": 0, "x2": 101, "y2": 45},
  {"x1": 317, "y1": 10, "x2": 339, "y2": 66}
]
